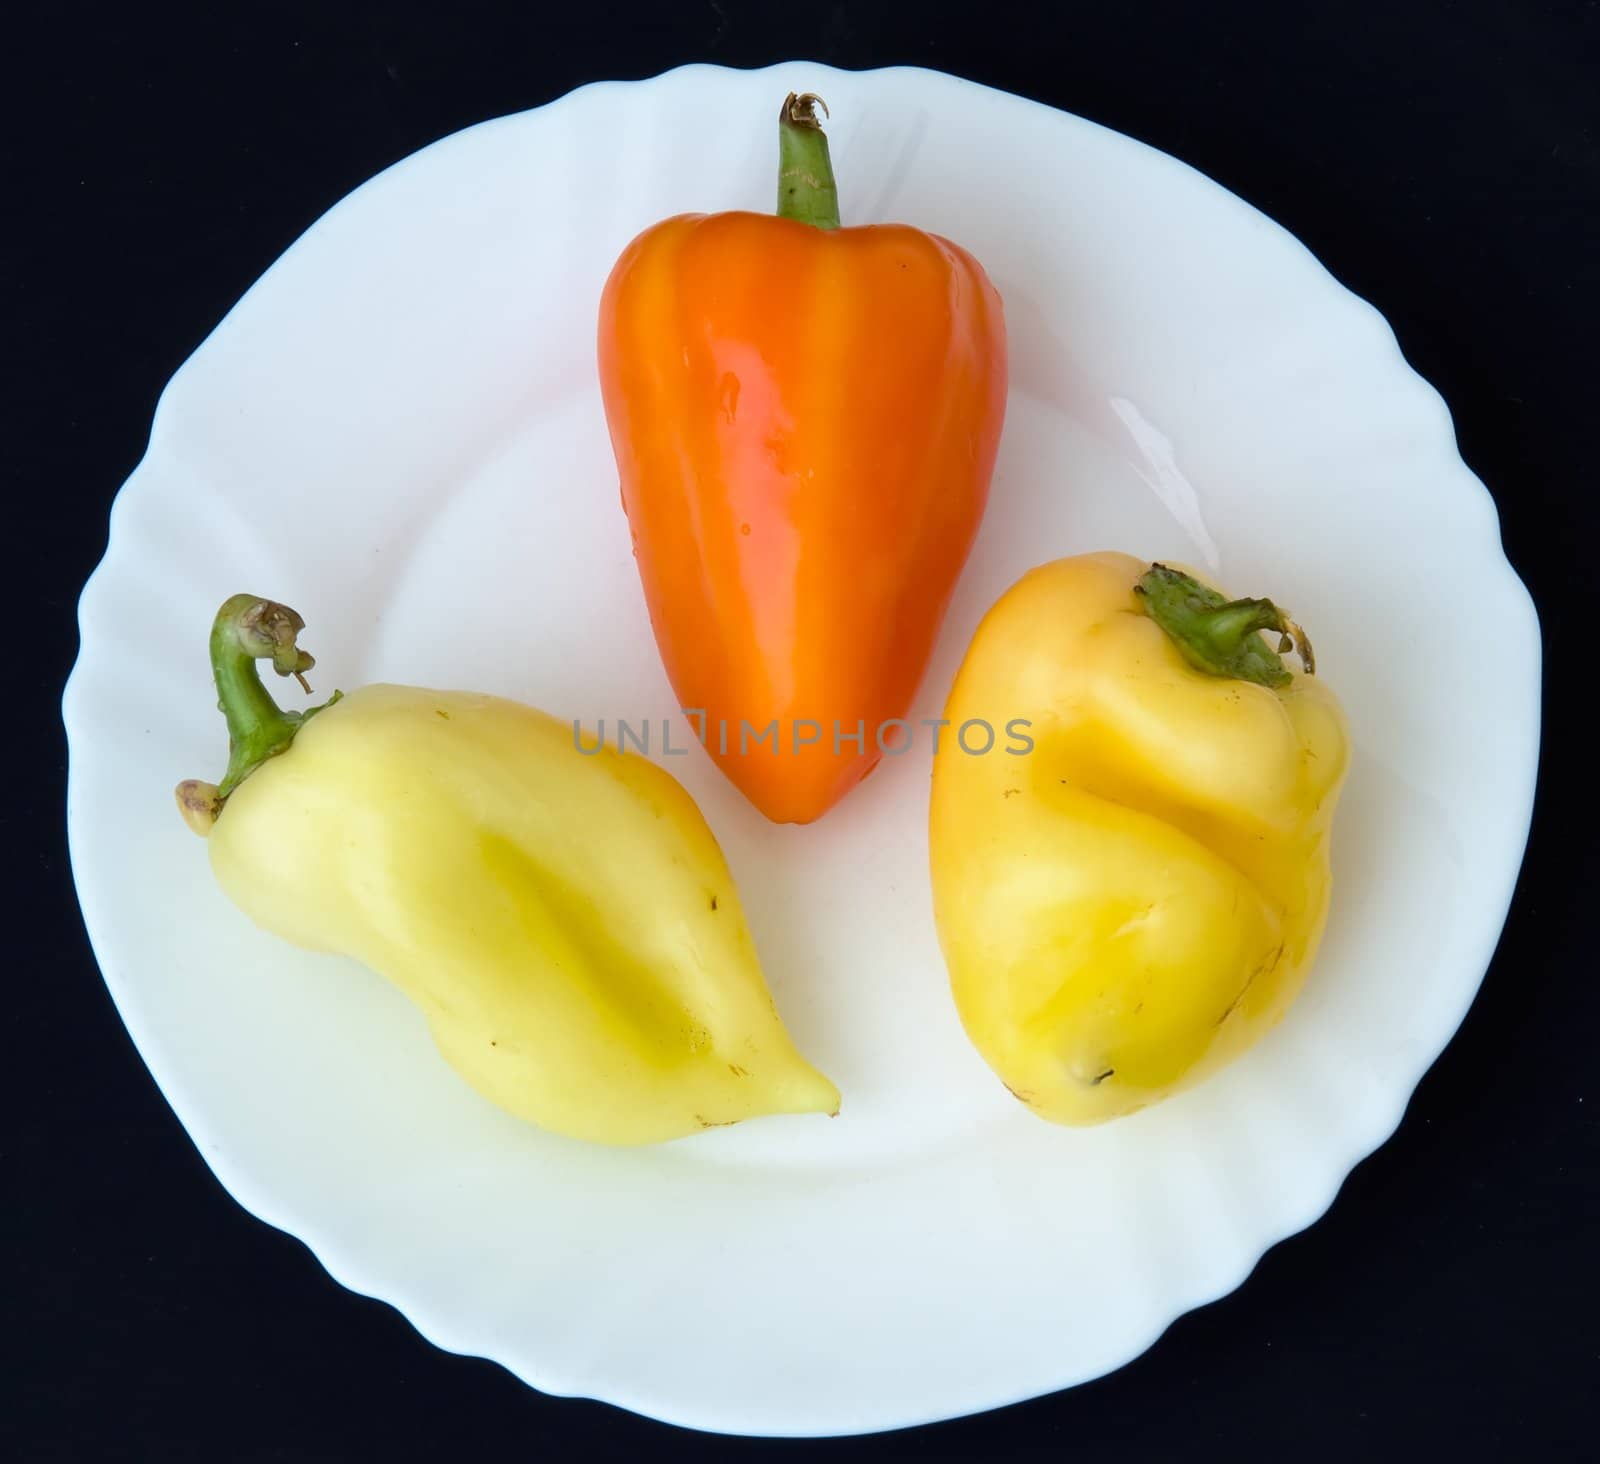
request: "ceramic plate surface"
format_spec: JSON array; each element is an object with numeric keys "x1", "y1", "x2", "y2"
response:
[{"x1": 64, "y1": 63, "x2": 1539, "y2": 1436}]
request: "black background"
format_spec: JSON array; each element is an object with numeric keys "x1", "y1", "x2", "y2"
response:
[{"x1": 10, "y1": 2, "x2": 1597, "y2": 1459}]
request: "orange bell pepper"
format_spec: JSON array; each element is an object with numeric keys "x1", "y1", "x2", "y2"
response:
[{"x1": 597, "y1": 93, "x2": 1008, "y2": 824}]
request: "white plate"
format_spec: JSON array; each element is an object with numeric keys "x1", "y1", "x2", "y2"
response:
[{"x1": 64, "y1": 63, "x2": 1539, "y2": 1436}]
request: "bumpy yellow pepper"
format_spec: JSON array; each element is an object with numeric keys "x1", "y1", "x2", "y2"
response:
[
  {"x1": 930, "y1": 552, "x2": 1349, "y2": 1123},
  {"x1": 177, "y1": 595, "x2": 838, "y2": 1146}
]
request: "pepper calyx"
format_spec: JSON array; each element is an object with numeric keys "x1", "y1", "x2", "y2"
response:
[
  {"x1": 1135, "y1": 564, "x2": 1314, "y2": 689},
  {"x1": 174, "y1": 594, "x2": 342, "y2": 834}
]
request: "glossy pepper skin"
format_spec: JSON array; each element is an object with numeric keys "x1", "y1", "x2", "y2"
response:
[
  {"x1": 177, "y1": 596, "x2": 838, "y2": 1146},
  {"x1": 597, "y1": 94, "x2": 1007, "y2": 823},
  {"x1": 929, "y1": 553, "x2": 1349, "y2": 1124}
]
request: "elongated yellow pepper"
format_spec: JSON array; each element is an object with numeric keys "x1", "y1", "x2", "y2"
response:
[
  {"x1": 177, "y1": 596, "x2": 838, "y2": 1145},
  {"x1": 930, "y1": 553, "x2": 1349, "y2": 1123}
]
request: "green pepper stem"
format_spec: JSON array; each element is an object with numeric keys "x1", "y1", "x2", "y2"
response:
[
  {"x1": 175, "y1": 594, "x2": 340, "y2": 833},
  {"x1": 1135, "y1": 564, "x2": 1315, "y2": 689},
  {"x1": 776, "y1": 92, "x2": 840, "y2": 230}
]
